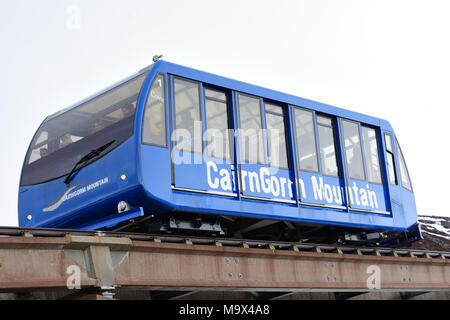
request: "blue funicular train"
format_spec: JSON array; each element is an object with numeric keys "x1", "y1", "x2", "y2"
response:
[{"x1": 18, "y1": 58, "x2": 422, "y2": 246}]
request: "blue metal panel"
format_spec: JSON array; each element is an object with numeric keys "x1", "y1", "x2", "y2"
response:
[
  {"x1": 298, "y1": 171, "x2": 346, "y2": 208},
  {"x1": 173, "y1": 153, "x2": 208, "y2": 190},
  {"x1": 400, "y1": 188, "x2": 418, "y2": 229},
  {"x1": 76, "y1": 207, "x2": 144, "y2": 230},
  {"x1": 346, "y1": 179, "x2": 388, "y2": 212},
  {"x1": 204, "y1": 159, "x2": 237, "y2": 194},
  {"x1": 19, "y1": 138, "x2": 141, "y2": 229},
  {"x1": 139, "y1": 145, "x2": 173, "y2": 208},
  {"x1": 240, "y1": 164, "x2": 295, "y2": 202},
  {"x1": 141, "y1": 147, "x2": 407, "y2": 231}
]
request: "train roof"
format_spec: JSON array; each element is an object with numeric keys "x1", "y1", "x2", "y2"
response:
[{"x1": 45, "y1": 60, "x2": 393, "y2": 132}]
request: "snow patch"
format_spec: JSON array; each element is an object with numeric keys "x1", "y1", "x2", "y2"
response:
[
  {"x1": 421, "y1": 230, "x2": 450, "y2": 241},
  {"x1": 418, "y1": 215, "x2": 450, "y2": 242}
]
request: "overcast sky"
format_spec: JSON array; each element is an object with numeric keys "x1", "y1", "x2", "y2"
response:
[{"x1": 1, "y1": 0, "x2": 449, "y2": 227}]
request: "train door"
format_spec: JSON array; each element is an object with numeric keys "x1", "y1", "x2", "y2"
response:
[
  {"x1": 340, "y1": 120, "x2": 389, "y2": 214},
  {"x1": 170, "y1": 76, "x2": 237, "y2": 195},
  {"x1": 236, "y1": 93, "x2": 295, "y2": 203},
  {"x1": 202, "y1": 87, "x2": 237, "y2": 196},
  {"x1": 292, "y1": 108, "x2": 346, "y2": 208}
]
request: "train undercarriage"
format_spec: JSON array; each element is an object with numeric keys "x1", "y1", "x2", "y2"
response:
[{"x1": 108, "y1": 211, "x2": 422, "y2": 248}]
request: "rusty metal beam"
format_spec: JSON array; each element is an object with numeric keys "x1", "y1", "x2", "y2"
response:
[
  {"x1": 114, "y1": 241, "x2": 450, "y2": 291},
  {"x1": 0, "y1": 233, "x2": 449, "y2": 294}
]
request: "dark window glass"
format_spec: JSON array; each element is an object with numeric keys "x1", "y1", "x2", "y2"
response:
[
  {"x1": 142, "y1": 74, "x2": 166, "y2": 146},
  {"x1": 173, "y1": 78, "x2": 202, "y2": 153},
  {"x1": 265, "y1": 103, "x2": 288, "y2": 169},
  {"x1": 397, "y1": 140, "x2": 413, "y2": 191},
  {"x1": 384, "y1": 133, "x2": 397, "y2": 185},
  {"x1": 342, "y1": 120, "x2": 365, "y2": 180},
  {"x1": 317, "y1": 116, "x2": 338, "y2": 176},
  {"x1": 361, "y1": 126, "x2": 382, "y2": 184},
  {"x1": 386, "y1": 153, "x2": 397, "y2": 185},
  {"x1": 294, "y1": 108, "x2": 319, "y2": 172},
  {"x1": 21, "y1": 71, "x2": 148, "y2": 186},
  {"x1": 238, "y1": 94, "x2": 265, "y2": 164},
  {"x1": 204, "y1": 88, "x2": 231, "y2": 160}
]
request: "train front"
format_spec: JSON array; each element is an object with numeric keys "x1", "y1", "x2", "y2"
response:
[{"x1": 18, "y1": 68, "x2": 153, "y2": 230}]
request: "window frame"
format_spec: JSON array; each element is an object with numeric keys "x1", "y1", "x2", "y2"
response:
[
  {"x1": 237, "y1": 92, "x2": 267, "y2": 165},
  {"x1": 316, "y1": 114, "x2": 340, "y2": 178},
  {"x1": 341, "y1": 119, "x2": 367, "y2": 181},
  {"x1": 172, "y1": 76, "x2": 204, "y2": 154},
  {"x1": 263, "y1": 101, "x2": 290, "y2": 170},
  {"x1": 293, "y1": 106, "x2": 320, "y2": 174},
  {"x1": 203, "y1": 86, "x2": 232, "y2": 161},
  {"x1": 141, "y1": 73, "x2": 168, "y2": 148}
]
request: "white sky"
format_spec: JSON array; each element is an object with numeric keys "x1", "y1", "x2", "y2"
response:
[{"x1": 1, "y1": 0, "x2": 449, "y2": 227}]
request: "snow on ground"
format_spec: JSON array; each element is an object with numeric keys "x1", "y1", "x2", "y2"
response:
[{"x1": 414, "y1": 215, "x2": 450, "y2": 250}]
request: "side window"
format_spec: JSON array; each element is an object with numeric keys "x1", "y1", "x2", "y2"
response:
[
  {"x1": 265, "y1": 103, "x2": 289, "y2": 169},
  {"x1": 342, "y1": 120, "x2": 365, "y2": 180},
  {"x1": 384, "y1": 133, "x2": 398, "y2": 185},
  {"x1": 173, "y1": 78, "x2": 202, "y2": 153},
  {"x1": 316, "y1": 116, "x2": 338, "y2": 176},
  {"x1": 204, "y1": 88, "x2": 231, "y2": 160},
  {"x1": 238, "y1": 94, "x2": 265, "y2": 164},
  {"x1": 142, "y1": 74, "x2": 166, "y2": 146},
  {"x1": 361, "y1": 126, "x2": 382, "y2": 184},
  {"x1": 294, "y1": 108, "x2": 319, "y2": 172},
  {"x1": 397, "y1": 140, "x2": 413, "y2": 191}
]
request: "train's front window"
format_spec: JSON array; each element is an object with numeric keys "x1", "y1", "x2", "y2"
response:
[{"x1": 21, "y1": 72, "x2": 148, "y2": 186}]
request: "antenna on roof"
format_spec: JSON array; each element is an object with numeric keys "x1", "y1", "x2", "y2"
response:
[{"x1": 152, "y1": 54, "x2": 163, "y2": 63}]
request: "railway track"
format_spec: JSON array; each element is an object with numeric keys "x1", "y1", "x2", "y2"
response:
[
  {"x1": 0, "y1": 226, "x2": 449, "y2": 259},
  {"x1": 0, "y1": 226, "x2": 449, "y2": 299}
]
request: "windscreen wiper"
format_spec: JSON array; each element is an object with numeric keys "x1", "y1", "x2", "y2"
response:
[{"x1": 63, "y1": 140, "x2": 115, "y2": 185}]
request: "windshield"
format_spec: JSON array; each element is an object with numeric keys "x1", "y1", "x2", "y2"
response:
[{"x1": 21, "y1": 71, "x2": 149, "y2": 186}]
